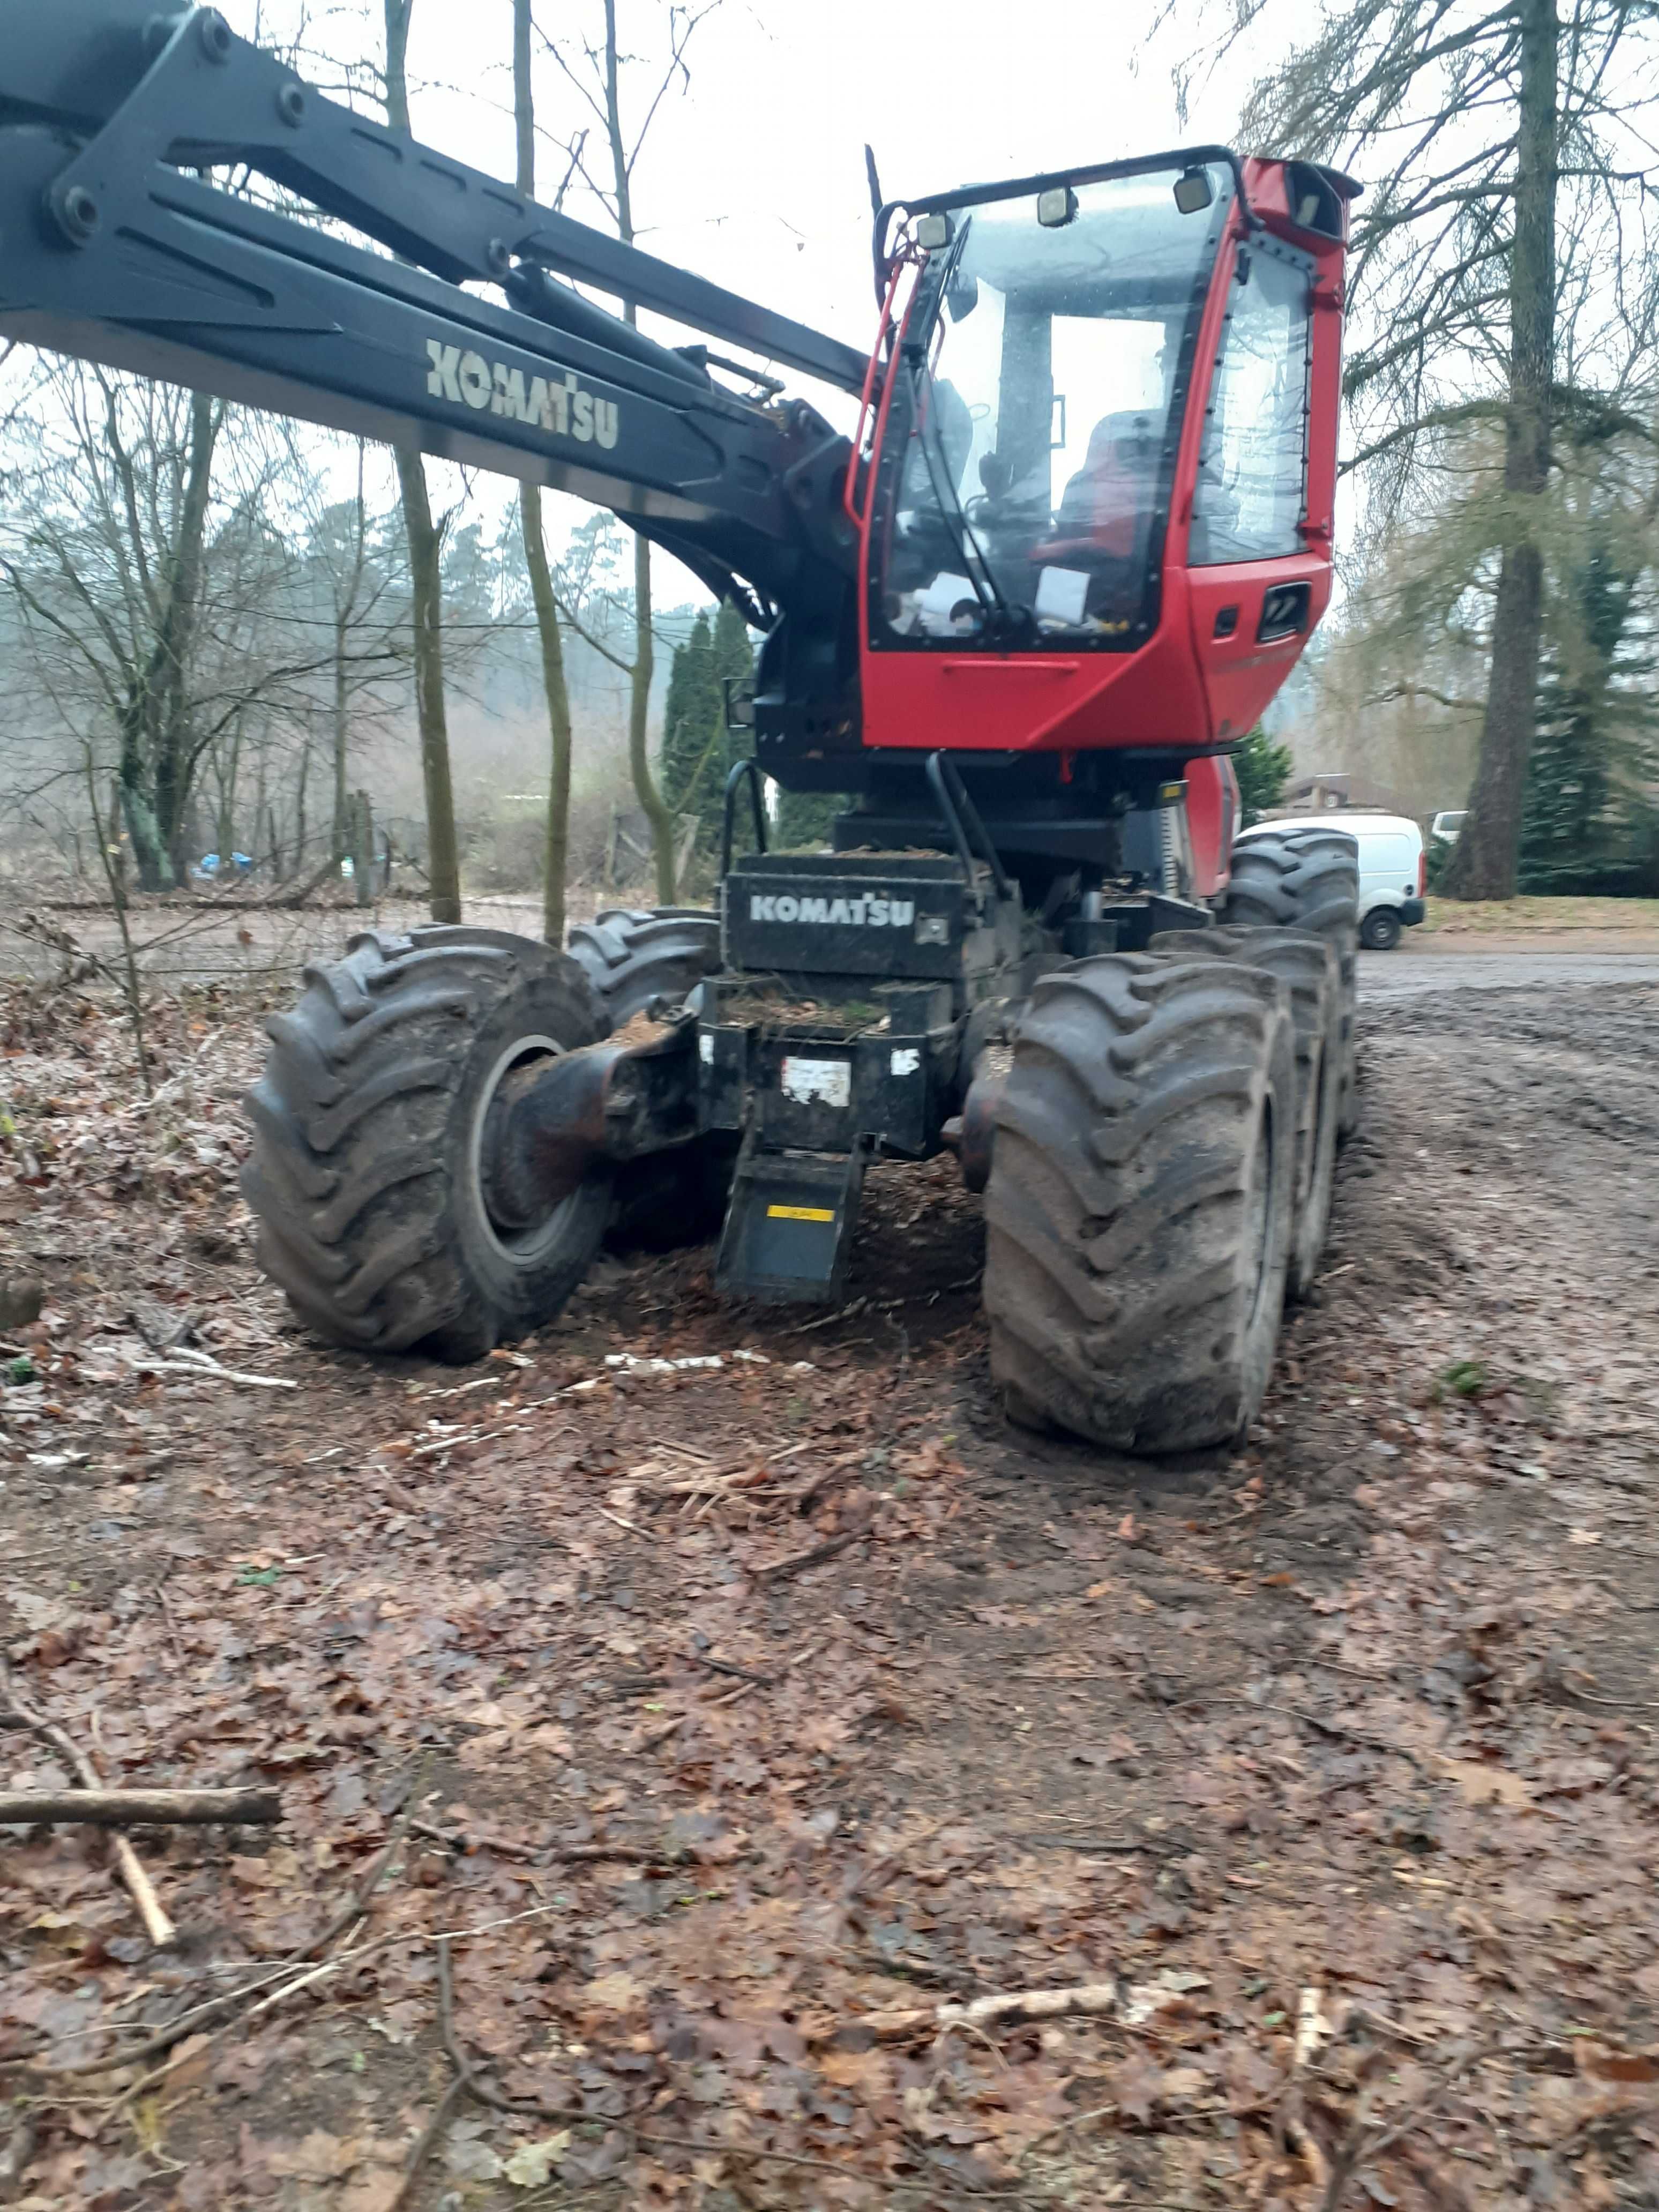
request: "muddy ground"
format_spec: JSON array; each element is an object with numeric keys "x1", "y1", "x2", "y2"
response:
[{"x1": 2, "y1": 956, "x2": 1658, "y2": 2209}]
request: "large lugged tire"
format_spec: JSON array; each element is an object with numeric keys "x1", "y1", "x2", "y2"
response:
[
  {"x1": 1222, "y1": 829, "x2": 1359, "y2": 1139},
  {"x1": 566, "y1": 908, "x2": 720, "y2": 1023},
  {"x1": 983, "y1": 953, "x2": 1297, "y2": 1454},
  {"x1": 242, "y1": 928, "x2": 611, "y2": 1361},
  {"x1": 565, "y1": 906, "x2": 731, "y2": 1249},
  {"x1": 1150, "y1": 926, "x2": 1339, "y2": 1303}
]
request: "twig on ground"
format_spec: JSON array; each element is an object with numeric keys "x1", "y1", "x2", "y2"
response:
[
  {"x1": 124, "y1": 1346, "x2": 296, "y2": 1391},
  {"x1": 388, "y1": 2074, "x2": 466, "y2": 2212},
  {"x1": 1015, "y1": 1832, "x2": 1181, "y2": 1856},
  {"x1": 294, "y1": 1793, "x2": 421, "y2": 1962},
  {"x1": 409, "y1": 1817, "x2": 536, "y2": 1861},
  {"x1": 857, "y1": 1981, "x2": 1125, "y2": 2045},
  {"x1": 687, "y1": 1652, "x2": 775, "y2": 1687},
  {"x1": 0, "y1": 1663, "x2": 175, "y2": 1946},
  {"x1": 385, "y1": 1937, "x2": 484, "y2": 2209},
  {"x1": 1281, "y1": 1985, "x2": 1333, "y2": 2191},
  {"x1": 428, "y1": 1931, "x2": 1060, "y2": 2199},
  {"x1": 26, "y1": 1794, "x2": 419, "y2": 2079},
  {"x1": 153, "y1": 1581, "x2": 184, "y2": 1666},
  {"x1": 0, "y1": 1787, "x2": 279, "y2": 1827},
  {"x1": 1203, "y1": 1695, "x2": 1428, "y2": 1774},
  {"x1": 1319, "y1": 2042, "x2": 1499, "y2": 2212},
  {"x1": 754, "y1": 1525, "x2": 865, "y2": 1584},
  {"x1": 594, "y1": 1503, "x2": 659, "y2": 1542},
  {"x1": 1019, "y1": 2099, "x2": 1119, "y2": 2158}
]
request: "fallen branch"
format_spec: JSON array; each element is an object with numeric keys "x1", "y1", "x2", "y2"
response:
[
  {"x1": 687, "y1": 1652, "x2": 775, "y2": 1687},
  {"x1": 293, "y1": 1793, "x2": 421, "y2": 1962},
  {"x1": 0, "y1": 1785, "x2": 279, "y2": 1827},
  {"x1": 385, "y1": 1931, "x2": 507, "y2": 2212},
  {"x1": 27, "y1": 1795, "x2": 418, "y2": 2078},
  {"x1": 1281, "y1": 1985, "x2": 1334, "y2": 2192},
  {"x1": 1319, "y1": 2041, "x2": 1499, "y2": 2212},
  {"x1": 754, "y1": 1525, "x2": 865, "y2": 1585},
  {"x1": 0, "y1": 1664, "x2": 175, "y2": 1946},
  {"x1": 1205, "y1": 1696, "x2": 1428, "y2": 1775},
  {"x1": 389, "y1": 2074, "x2": 466, "y2": 2212},
  {"x1": 858, "y1": 1981, "x2": 1125, "y2": 2044},
  {"x1": 125, "y1": 1346, "x2": 296, "y2": 1391}
]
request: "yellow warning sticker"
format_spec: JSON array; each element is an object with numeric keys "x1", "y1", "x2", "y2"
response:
[{"x1": 766, "y1": 1204, "x2": 834, "y2": 1222}]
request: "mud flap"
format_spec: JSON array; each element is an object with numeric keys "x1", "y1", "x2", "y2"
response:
[{"x1": 715, "y1": 1133, "x2": 869, "y2": 1303}]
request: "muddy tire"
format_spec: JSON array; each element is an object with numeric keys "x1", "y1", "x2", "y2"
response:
[
  {"x1": 566, "y1": 907, "x2": 720, "y2": 1023},
  {"x1": 1223, "y1": 828, "x2": 1359, "y2": 1139},
  {"x1": 242, "y1": 927, "x2": 611, "y2": 1362},
  {"x1": 1150, "y1": 926, "x2": 1339, "y2": 1302},
  {"x1": 566, "y1": 906, "x2": 733, "y2": 1247},
  {"x1": 983, "y1": 952, "x2": 1297, "y2": 1454}
]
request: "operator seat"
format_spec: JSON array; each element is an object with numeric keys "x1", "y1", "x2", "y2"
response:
[
  {"x1": 1024, "y1": 411, "x2": 1161, "y2": 625},
  {"x1": 1040, "y1": 410, "x2": 1160, "y2": 561}
]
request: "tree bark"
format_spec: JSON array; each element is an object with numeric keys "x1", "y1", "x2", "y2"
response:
[
  {"x1": 384, "y1": 0, "x2": 463, "y2": 925},
  {"x1": 1441, "y1": 0, "x2": 1559, "y2": 901},
  {"x1": 513, "y1": 0, "x2": 577, "y2": 946},
  {"x1": 0, "y1": 1787, "x2": 280, "y2": 1827},
  {"x1": 292, "y1": 733, "x2": 311, "y2": 882},
  {"x1": 332, "y1": 613, "x2": 350, "y2": 862},
  {"x1": 601, "y1": 0, "x2": 678, "y2": 905},
  {"x1": 118, "y1": 389, "x2": 220, "y2": 891}
]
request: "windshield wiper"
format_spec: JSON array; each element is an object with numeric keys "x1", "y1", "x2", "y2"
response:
[
  {"x1": 906, "y1": 354, "x2": 1032, "y2": 647},
  {"x1": 902, "y1": 216, "x2": 1032, "y2": 647}
]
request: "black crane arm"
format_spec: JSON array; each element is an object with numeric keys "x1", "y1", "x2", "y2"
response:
[{"x1": 0, "y1": 0, "x2": 864, "y2": 625}]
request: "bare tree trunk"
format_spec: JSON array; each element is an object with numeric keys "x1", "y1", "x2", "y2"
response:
[
  {"x1": 332, "y1": 615, "x2": 350, "y2": 862},
  {"x1": 385, "y1": 0, "x2": 463, "y2": 925},
  {"x1": 629, "y1": 530, "x2": 674, "y2": 902},
  {"x1": 108, "y1": 776, "x2": 126, "y2": 913},
  {"x1": 601, "y1": 0, "x2": 677, "y2": 905},
  {"x1": 513, "y1": 0, "x2": 577, "y2": 944},
  {"x1": 118, "y1": 389, "x2": 220, "y2": 891},
  {"x1": 84, "y1": 752, "x2": 151, "y2": 1095},
  {"x1": 292, "y1": 736, "x2": 311, "y2": 883},
  {"x1": 215, "y1": 710, "x2": 242, "y2": 861},
  {"x1": 1442, "y1": 0, "x2": 1559, "y2": 901}
]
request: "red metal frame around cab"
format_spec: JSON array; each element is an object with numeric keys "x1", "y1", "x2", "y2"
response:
[{"x1": 853, "y1": 158, "x2": 1350, "y2": 772}]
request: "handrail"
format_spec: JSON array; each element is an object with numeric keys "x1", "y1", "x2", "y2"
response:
[
  {"x1": 925, "y1": 752, "x2": 1012, "y2": 908},
  {"x1": 720, "y1": 758, "x2": 769, "y2": 880}
]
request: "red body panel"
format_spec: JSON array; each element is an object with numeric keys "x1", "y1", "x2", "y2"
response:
[
  {"x1": 855, "y1": 159, "x2": 1347, "y2": 767},
  {"x1": 1185, "y1": 554, "x2": 1333, "y2": 742},
  {"x1": 1183, "y1": 754, "x2": 1239, "y2": 896}
]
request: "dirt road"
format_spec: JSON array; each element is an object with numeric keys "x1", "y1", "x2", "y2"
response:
[
  {"x1": 2, "y1": 955, "x2": 1658, "y2": 2207},
  {"x1": 1364, "y1": 944, "x2": 1659, "y2": 997}
]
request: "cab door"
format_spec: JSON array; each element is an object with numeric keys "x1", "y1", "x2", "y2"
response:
[{"x1": 1182, "y1": 228, "x2": 1333, "y2": 742}]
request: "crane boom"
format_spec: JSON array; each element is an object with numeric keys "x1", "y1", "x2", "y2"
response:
[{"x1": 0, "y1": 0, "x2": 863, "y2": 624}]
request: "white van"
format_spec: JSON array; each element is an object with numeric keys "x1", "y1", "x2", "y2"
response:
[{"x1": 1237, "y1": 812, "x2": 1426, "y2": 951}]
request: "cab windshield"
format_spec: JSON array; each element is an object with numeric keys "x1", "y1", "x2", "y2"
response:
[{"x1": 872, "y1": 161, "x2": 1231, "y2": 652}]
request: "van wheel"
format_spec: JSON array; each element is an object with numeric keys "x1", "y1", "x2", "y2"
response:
[
  {"x1": 983, "y1": 952, "x2": 1296, "y2": 1454},
  {"x1": 1359, "y1": 907, "x2": 1403, "y2": 952}
]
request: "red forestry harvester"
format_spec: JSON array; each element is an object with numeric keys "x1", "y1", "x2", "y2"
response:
[{"x1": 0, "y1": 2, "x2": 1363, "y2": 1451}]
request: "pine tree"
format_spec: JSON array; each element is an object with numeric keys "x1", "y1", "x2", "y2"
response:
[
  {"x1": 659, "y1": 610, "x2": 721, "y2": 833},
  {"x1": 1519, "y1": 535, "x2": 1659, "y2": 893},
  {"x1": 1230, "y1": 725, "x2": 1294, "y2": 826},
  {"x1": 660, "y1": 600, "x2": 763, "y2": 857},
  {"x1": 774, "y1": 785, "x2": 842, "y2": 848}
]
